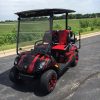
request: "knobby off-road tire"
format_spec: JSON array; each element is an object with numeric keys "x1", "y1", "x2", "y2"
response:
[
  {"x1": 9, "y1": 67, "x2": 22, "y2": 84},
  {"x1": 40, "y1": 70, "x2": 57, "y2": 93},
  {"x1": 71, "y1": 51, "x2": 79, "y2": 67}
]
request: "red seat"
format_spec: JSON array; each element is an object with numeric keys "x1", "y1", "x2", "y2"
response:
[
  {"x1": 52, "y1": 30, "x2": 70, "y2": 50},
  {"x1": 52, "y1": 45, "x2": 65, "y2": 50}
]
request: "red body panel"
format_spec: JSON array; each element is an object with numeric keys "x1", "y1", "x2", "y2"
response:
[
  {"x1": 17, "y1": 52, "x2": 54, "y2": 74},
  {"x1": 27, "y1": 54, "x2": 40, "y2": 73},
  {"x1": 66, "y1": 44, "x2": 78, "y2": 63}
]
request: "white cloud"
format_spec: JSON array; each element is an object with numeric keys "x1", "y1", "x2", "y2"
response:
[{"x1": 0, "y1": 0, "x2": 100, "y2": 20}]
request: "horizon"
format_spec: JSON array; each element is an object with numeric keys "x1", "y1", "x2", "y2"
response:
[{"x1": 0, "y1": 12, "x2": 99, "y2": 22}]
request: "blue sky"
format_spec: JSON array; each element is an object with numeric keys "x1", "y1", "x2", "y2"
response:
[{"x1": 0, "y1": 0, "x2": 100, "y2": 21}]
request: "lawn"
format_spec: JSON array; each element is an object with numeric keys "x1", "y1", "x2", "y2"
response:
[
  {"x1": 0, "y1": 22, "x2": 16, "y2": 34},
  {"x1": 0, "y1": 18, "x2": 100, "y2": 51}
]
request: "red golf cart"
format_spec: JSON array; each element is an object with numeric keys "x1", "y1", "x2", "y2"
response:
[{"x1": 9, "y1": 8, "x2": 81, "y2": 93}]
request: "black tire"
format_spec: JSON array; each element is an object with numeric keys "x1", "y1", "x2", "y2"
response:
[
  {"x1": 40, "y1": 70, "x2": 57, "y2": 93},
  {"x1": 71, "y1": 51, "x2": 79, "y2": 67},
  {"x1": 9, "y1": 67, "x2": 22, "y2": 84}
]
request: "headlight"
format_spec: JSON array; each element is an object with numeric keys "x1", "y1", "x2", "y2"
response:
[
  {"x1": 14, "y1": 56, "x2": 19, "y2": 65},
  {"x1": 24, "y1": 65, "x2": 28, "y2": 69},
  {"x1": 39, "y1": 62, "x2": 46, "y2": 69},
  {"x1": 14, "y1": 60, "x2": 18, "y2": 65}
]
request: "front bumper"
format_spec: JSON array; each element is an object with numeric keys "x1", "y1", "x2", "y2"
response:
[{"x1": 18, "y1": 72, "x2": 41, "y2": 81}]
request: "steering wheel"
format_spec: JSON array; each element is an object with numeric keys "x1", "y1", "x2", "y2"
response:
[{"x1": 35, "y1": 40, "x2": 43, "y2": 46}]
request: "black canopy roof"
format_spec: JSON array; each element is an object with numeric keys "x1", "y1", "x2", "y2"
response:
[{"x1": 16, "y1": 8, "x2": 75, "y2": 18}]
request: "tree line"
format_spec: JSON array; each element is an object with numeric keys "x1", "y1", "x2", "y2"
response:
[
  {"x1": 68, "y1": 13, "x2": 100, "y2": 19},
  {"x1": 54, "y1": 13, "x2": 100, "y2": 20}
]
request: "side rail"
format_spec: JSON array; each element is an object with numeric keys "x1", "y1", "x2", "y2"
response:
[{"x1": 74, "y1": 32, "x2": 81, "y2": 49}]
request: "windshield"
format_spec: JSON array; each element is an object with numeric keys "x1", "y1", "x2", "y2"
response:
[
  {"x1": 18, "y1": 17, "x2": 50, "y2": 53},
  {"x1": 53, "y1": 14, "x2": 66, "y2": 30}
]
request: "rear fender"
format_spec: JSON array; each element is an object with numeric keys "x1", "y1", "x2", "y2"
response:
[
  {"x1": 66, "y1": 45, "x2": 78, "y2": 63},
  {"x1": 70, "y1": 44, "x2": 78, "y2": 51}
]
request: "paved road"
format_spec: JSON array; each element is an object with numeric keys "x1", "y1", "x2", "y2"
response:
[{"x1": 0, "y1": 35, "x2": 100, "y2": 100}]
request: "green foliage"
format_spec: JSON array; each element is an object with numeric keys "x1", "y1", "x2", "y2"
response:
[
  {"x1": 79, "y1": 20, "x2": 89, "y2": 28},
  {"x1": 79, "y1": 18, "x2": 100, "y2": 32},
  {"x1": 92, "y1": 19, "x2": 100, "y2": 26},
  {"x1": 0, "y1": 33, "x2": 16, "y2": 45}
]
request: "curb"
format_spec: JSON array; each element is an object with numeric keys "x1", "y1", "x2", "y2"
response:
[
  {"x1": 0, "y1": 31, "x2": 100, "y2": 58},
  {"x1": 0, "y1": 49, "x2": 16, "y2": 58},
  {"x1": 81, "y1": 32, "x2": 100, "y2": 39}
]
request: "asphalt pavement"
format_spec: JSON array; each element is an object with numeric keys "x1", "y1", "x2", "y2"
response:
[{"x1": 0, "y1": 34, "x2": 100, "y2": 100}]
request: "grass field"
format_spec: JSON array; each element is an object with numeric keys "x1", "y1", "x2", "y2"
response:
[{"x1": 0, "y1": 18, "x2": 100, "y2": 51}]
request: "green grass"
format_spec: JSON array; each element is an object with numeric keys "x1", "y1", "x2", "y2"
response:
[
  {"x1": 0, "y1": 23, "x2": 16, "y2": 34},
  {"x1": 54, "y1": 18, "x2": 100, "y2": 33},
  {"x1": 0, "y1": 44, "x2": 16, "y2": 51},
  {"x1": 0, "y1": 18, "x2": 100, "y2": 51},
  {"x1": 53, "y1": 19, "x2": 80, "y2": 32},
  {"x1": 0, "y1": 18, "x2": 100, "y2": 35}
]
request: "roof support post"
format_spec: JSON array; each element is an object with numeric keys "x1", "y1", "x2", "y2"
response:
[
  {"x1": 16, "y1": 16, "x2": 20, "y2": 55},
  {"x1": 66, "y1": 13, "x2": 68, "y2": 29},
  {"x1": 50, "y1": 13, "x2": 53, "y2": 32}
]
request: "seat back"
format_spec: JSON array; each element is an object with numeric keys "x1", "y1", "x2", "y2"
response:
[
  {"x1": 52, "y1": 31, "x2": 58, "y2": 43},
  {"x1": 43, "y1": 30, "x2": 70, "y2": 45},
  {"x1": 52, "y1": 30, "x2": 70, "y2": 45},
  {"x1": 58, "y1": 30, "x2": 70, "y2": 45}
]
